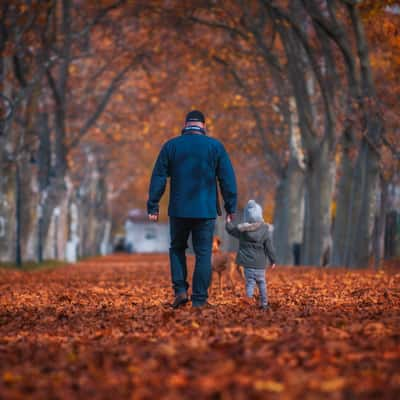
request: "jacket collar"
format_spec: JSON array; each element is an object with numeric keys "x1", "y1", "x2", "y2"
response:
[
  {"x1": 237, "y1": 222, "x2": 264, "y2": 232},
  {"x1": 181, "y1": 126, "x2": 206, "y2": 135}
]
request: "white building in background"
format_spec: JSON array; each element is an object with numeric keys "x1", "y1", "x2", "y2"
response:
[{"x1": 124, "y1": 209, "x2": 169, "y2": 253}]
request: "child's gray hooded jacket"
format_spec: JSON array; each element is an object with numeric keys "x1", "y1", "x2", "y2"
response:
[
  {"x1": 226, "y1": 221, "x2": 276, "y2": 268},
  {"x1": 225, "y1": 200, "x2": 276, "y2": 269}
]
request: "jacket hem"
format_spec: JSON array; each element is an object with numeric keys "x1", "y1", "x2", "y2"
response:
[
  {"x1": 168, "y1": 213, "x2": 218, "y2": 219},
  {"x1": 242, "y1": 264, "x2": 267, "y2": 269}
]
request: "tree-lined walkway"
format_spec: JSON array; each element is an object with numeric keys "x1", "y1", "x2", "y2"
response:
[{"x1": 1, "y1": 255, "x2": 399, "y2": 399}]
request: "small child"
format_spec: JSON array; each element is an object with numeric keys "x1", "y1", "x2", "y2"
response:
[{"x1": 226, "y1": 199, "x2": 276, "y2": 310}]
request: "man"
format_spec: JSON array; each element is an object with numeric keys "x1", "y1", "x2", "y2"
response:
[{"x1": 147, "y1": 110, "x2": 237, "y2": 308}]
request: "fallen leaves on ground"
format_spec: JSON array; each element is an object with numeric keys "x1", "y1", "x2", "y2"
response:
[{"x1": 0, "y1": 254, "x2": 399, "y2": 399}]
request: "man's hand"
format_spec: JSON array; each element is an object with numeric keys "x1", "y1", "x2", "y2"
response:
[
  {"x1": 148, "y1": 214, "x2": 159, "y2": 222},
  {"x1": 226, "y1": 213, "x2": 235, "y2": 223},
  {"x1": 271, "y1": 263, "x2": 276, "y2": 270}
]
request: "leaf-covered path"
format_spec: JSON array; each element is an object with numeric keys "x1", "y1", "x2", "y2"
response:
[{"x1": 1, "y1": 255, "x2": 399, "y2": 399}]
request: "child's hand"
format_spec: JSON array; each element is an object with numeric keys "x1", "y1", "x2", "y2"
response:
[{"x1": 271, "y1": 263, "x2": 276, "y2": 269}]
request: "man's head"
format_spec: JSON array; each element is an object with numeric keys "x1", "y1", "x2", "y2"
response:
[{"x1": 185, "y1": 110, "x2": 205, "y2": 128}]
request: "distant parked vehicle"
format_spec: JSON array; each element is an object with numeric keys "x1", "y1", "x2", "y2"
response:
[{"x1": 124, "y1": 209, "x2": 169, "y2": 253}]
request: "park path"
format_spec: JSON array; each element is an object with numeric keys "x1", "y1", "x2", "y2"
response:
[{"x1": 0, "y1": 254, "x2": 399, "y2": 399}]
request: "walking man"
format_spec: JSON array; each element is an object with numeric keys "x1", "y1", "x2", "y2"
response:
[{"x1": 147, "y1": 110, "x2": 237, "y2": 308}]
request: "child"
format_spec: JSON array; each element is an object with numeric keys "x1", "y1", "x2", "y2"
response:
[{"x1": 226, "y1": 199, "x2": 276, "y2": 310}]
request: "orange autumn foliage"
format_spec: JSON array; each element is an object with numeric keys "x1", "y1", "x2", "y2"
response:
[{"x1": 0, "y1": 254, "x2": 399, "y2": 399}]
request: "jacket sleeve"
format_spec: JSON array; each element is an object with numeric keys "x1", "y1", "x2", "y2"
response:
[
  {"x1": 147, "y1": 144, "x2": 169, "y2": 215},
  {"x1": 216, "y1": 143, "x2": 237, "y2": 215},
  {"x1": 264, "y1": 233, "x2": 277, "y2": 265},
  {"x1": 225, "y1": 222, "x2": 240, "y2": 239}
]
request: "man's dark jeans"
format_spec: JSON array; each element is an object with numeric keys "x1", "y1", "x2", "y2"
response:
[{"x1": 169, "y1": 217, "x2": 216, "y2": 306}]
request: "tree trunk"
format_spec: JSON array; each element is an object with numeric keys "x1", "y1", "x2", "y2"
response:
[
  {"x1": 273, "y1": 158, "x2": 305, "y2": 265},
  {"x1": 41, "y1": 179, "x2": 68, "y2": 258},
  {"x1": 77, "y1": 152, "x2": 110, "y2": 257},
  {"x1": 302, "y1": 139, "x2": 335, "y2": 266},
  {"x1": 36, "y1": 112, "x2": 51, "y2": 262},
  {"x1": 0, "y1": 163, "x2": 16, "y2": 262},
  {"x1": 350, "y1": 139, "x2": 381, "y2": 268},
  {"x1": 346, "y1": 4, "x2": 383, "y2": 268},
  {"x1": 20, "y1": 154, "x2": 39, "y2": 261},
  {"x1": 0, "y1": 56, "x2": 16, "y2": 263},
  {"x1": 20, "y1": 86, "x2": 41, "y2": 262},
  {"x1": 38, "y1": 112, "x2": 51, "y2": 192},
  {"x1": 331, "y1": 130, "x2": 355, "y2": 266},
  {"x1": 373, "y1": 176, "x2": 388, "y2": 269}
]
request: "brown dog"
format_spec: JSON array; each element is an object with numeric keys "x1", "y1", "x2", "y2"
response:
[{"x1": 211, "y1": 236, "x2": 244, "y2": 294}]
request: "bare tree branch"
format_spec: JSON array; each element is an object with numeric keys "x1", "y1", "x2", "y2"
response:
[
  {"x1": 381, "y1": 134, "x2": 400, "y2": 160},
  {"x1": 188, "y1": 15, "x2": 249, "y2": 40},
  {"x1": 266, "y1": 2, "x2": 335, "y2": 146},
  {"x1": 72, "y1": 0, "x2": 127, "y2": 39},
  {"x1": 68, "y1": 54, "x2": 146, "y2": 149},
  {"x1": 213, "y1": 54, "x2": 284, "y2": 176}
]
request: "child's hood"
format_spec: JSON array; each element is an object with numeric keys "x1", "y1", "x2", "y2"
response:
[{"x1": 237, "y1": 222, "x2": 272, "y2": 241}]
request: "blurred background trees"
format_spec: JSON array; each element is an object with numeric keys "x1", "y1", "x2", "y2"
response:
[{"x1": 0, "y1": 0, "x2": 399, "y2": 267}]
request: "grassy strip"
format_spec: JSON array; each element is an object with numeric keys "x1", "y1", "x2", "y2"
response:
[{"x1": 0, "y1": 259, "x2": 67, "y2": 271}]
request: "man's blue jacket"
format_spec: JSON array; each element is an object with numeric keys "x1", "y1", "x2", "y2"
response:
[{"x1": 147, "y1": 128, "x2": 237, "y2": 218}]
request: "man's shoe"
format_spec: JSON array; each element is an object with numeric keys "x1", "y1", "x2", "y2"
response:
[
  {"x1": 171, "y1": 293, "x2": 189, "y2": 309},
  {"x1": 259, "y1": 304, "x2": 269, "y2": 311},
  {"x1": 192, "y1": 301, "x2": 215, "y2": 310}
]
